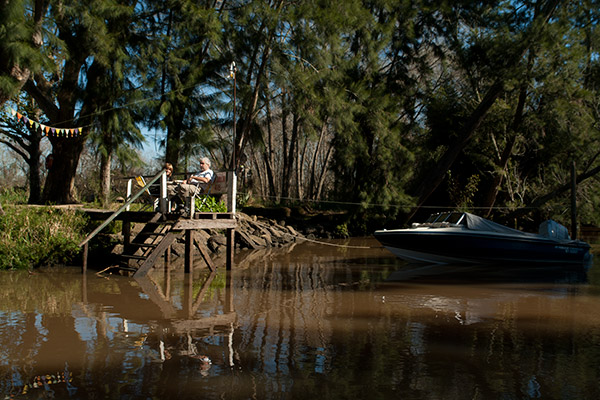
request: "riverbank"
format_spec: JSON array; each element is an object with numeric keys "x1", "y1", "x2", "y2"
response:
[
  {"x1": 103, "y1": 205, "x2": 352, "y2": 262},
  {"x1": 92, "y1": 210, "x2": 314, "y2": 270},
  {"x1": 0, "y1": 200, "x2": 86, "y2": 270},
  {"x1": 241, "y1": 205, "x2": 353, "y2": 238},
  {"x1": 0, "y1": 193, "x2": 349, "y2": 270},
  {"x1": 149, "y1": 212, "x2": 308, "y2": 260}
]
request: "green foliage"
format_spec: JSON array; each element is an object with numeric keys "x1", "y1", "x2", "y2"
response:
[
  {"x1": 3, "y1": 0, "x2": 600, "y2": 228},
  {"x1": 334, "y1": 223, "x2": 350, "y2": 239},
  {"x1": 0, "y1": 190, "x2": 87, "y2": 270},
  {"x1": 194, "y1": 196, "x2": 227, "y2": 213},
  {"x1": 447, "y1": 171, "x2": 481, "y2": 211},
  {"x1": 0, "y1": 187, "x2": 27, "y2": 204},
  {"x1": 0, "y1": 0, "x2": 47, "y2": 99},
  {"x1": 236, "y1": 191, "x2": 251, "y2": 209}
]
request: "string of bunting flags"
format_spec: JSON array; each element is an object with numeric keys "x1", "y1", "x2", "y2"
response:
[{"x1": 9, "y1": 108, "x2": 84, "y2": 138}]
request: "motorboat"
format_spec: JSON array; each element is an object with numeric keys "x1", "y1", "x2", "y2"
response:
[{"x1": 374, "y1": 212, "x2": 592, "y2": 265}]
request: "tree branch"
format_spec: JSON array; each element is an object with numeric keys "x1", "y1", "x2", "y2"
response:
[{"x1": 507, "y1": 165, "x2": 600, "y2": 220}]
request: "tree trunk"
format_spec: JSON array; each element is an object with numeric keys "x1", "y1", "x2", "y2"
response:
[
  {"x1": 308, "y1": 123, "x2": 327, "y2": 199},
  {"x1": 41, "y1": 136, "x2": 85, "y2": 204},
  {"x1": 27, "y1": 131, "x2": 43, "y2": 204},
  {"x1": 482, "y1": 54, "x2": 531, "y2": 217},
  {"x1": 297, "y1": 135, "x2": 305, "y2": 200},
  {"x1": 507, "y1": 164, "x2": 600, "y2": 221},
  {"x1": 282, "y1": 112, "x2": 299, "y2": 199},
  {"x1": 164, "y1": 95, "x2": 191, "y2": 170},
  {"x1": 315, "y1": 144, "x2": 334, "y2": 200},
  {"x1": 280, "y1": 94, "x2": 289, "y2": 199},
  {"x1": 100, "y1": 150, "x2": 112, "y2": 206},
  {"x1": 264, "y1": 99, "x2": 276, "y2": 197}
]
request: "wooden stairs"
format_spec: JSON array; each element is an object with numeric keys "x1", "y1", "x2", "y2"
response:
[{"x1": 121, "y1": 213, "x2": 182, "y2": 276}]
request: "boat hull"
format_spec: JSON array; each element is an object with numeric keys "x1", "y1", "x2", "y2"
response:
[{"x1": 373, "y1": 228, "x2": 591, "y2": 265}]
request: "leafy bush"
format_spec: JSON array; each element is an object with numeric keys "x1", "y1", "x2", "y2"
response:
[
  {"x1": 335, "y1": 222, "x2": 350, "y2": 238},
  {"x1": 0, "y1": 191, "x2": 87, "y2": 269},
  {"x1": 195, "y1": 196, "x2": 227, "y2": 213}
]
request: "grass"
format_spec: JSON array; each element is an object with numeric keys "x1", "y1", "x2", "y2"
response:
[{"x1": 0, "y1": 189, "x2": 88, "y2": 270}]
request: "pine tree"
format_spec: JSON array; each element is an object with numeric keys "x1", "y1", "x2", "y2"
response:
[
  {"x1": 139, "y1": 0, "x2": 224, "y2": 173},
  {"x1": 24, "y1": 0, "x2": 144, "y2": 204},
  {"x1": 0, "y1": 0, "x2": 47, "y2": 106}
]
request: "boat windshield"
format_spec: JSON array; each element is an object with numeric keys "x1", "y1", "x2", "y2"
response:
[
  {"x1": 424, "y1": 214, "x2": 439, "y2": 223},
  {"x1": 422, "y1": 212, "x2": 466, "y2": 226},
  {"x1": 445, "y1": 213, "x2": 465, "y2": 224}
]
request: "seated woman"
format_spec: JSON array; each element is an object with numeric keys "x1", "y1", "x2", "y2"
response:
[{"x1": 150, "y1": 162, "x2": 175, "y2": 197}]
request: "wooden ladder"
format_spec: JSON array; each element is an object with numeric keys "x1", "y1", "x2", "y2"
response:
[{"x1": 121, "y1": 213, "x2": 182, "y2": 277}]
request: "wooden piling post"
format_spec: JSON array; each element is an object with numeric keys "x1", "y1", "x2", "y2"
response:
[
  {"x1": 82, "y1": 242, "x2": 88, "y2": 273},
  {"x1": 122, "y1": 220, "x2": 131, "y2": 254},
  {"x1": 571, "y1": 160, "x2": 577, "y2": 239},
  {"x1": 185, "y1": 230, "x2": 194, "y2": 273},
  {"x1": 226, "y1": 228, "x2": 235, "y2": 270}
]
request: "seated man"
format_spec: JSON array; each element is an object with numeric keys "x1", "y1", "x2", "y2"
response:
[{"x1": 175, "y1": 157, "x2": 214, "y2": 201}]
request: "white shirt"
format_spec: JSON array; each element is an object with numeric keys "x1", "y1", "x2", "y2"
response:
[{"x1": 190, "y1": 169, "x2": 214, "y2": 184}]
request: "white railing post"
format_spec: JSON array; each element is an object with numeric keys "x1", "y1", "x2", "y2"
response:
[
  {"x1": 126, "y1": 179, "x2": 133, "y2": 211},
  {"x1": 227, "y1": 170, "x2": 237, "y2": 214},
  {"x1": 159, "y1": 171, "x2": 167, "y2": 214}
]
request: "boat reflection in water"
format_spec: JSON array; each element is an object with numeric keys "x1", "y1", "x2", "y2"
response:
[
  {"x1": 379, "y1": 261, "x2": 591, "y2": 327},
  {"x1": 384, "y1": 261, "x2": 590, "y2": 284}
]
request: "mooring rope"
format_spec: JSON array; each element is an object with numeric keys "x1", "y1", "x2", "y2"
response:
[{"x1": 283, "y1": 231, "x2": 378, "y2": 249}]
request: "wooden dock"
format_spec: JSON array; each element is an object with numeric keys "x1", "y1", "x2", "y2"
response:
[{"x1": 80, "y1": 169, "x2": 238, "y2": 277}]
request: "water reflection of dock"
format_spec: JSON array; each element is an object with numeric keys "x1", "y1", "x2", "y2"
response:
[{"x1": 82, "y1": 262, "x2": 238, "y2": 367}]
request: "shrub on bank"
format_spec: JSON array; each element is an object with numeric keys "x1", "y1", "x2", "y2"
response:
[{"x1": 0, "y1": 190, "x2": 87, "y2": 270}]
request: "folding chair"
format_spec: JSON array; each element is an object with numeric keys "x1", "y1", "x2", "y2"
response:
[{"x1": 188, "y1": 173, "x2": 217, "y2": 217}]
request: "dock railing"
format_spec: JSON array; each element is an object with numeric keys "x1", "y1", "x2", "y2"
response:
[
  {"x1": 79, "y1": 169, "x2": 237, "y2": 272},
  {"x1": 79, "y1": 169, "x2": 168, "y2": 267},
  {"x1": 125, "y1": 170, "x2": 237, "y2": 215},
  {"x1": 125, "y1": 170, "x2": 169, "y2": 213}
]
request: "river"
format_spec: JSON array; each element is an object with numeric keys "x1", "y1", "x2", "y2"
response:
[{"x1": 1, "y1": 237, "x2": 599, "y2": 399}]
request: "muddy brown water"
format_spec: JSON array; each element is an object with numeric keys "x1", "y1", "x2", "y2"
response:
[{"x1": 1, "y1": 237, "x2": 600, "y2": 399}]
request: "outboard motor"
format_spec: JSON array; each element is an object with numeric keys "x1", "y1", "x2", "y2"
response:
[{"x1": 539, "y1": 220, "x2": 571, "y2": 240}]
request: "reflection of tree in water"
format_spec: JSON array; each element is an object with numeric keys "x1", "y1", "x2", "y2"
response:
[
  {"x1": 2, "y1": 247, "x2": 600, "y2": 399},
  {"x1": 230, "y1": 249, "x2": 600, "y2": 399},
  {"x1": 0, "y1": 266, "x2": 236, "y2": 398}
]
